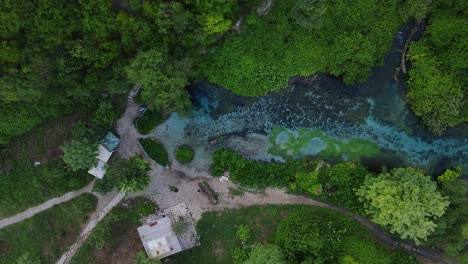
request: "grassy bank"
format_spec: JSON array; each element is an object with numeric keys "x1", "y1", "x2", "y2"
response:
[{"x1": 0, "y1": 193, "x2": 97, "y2": 264}]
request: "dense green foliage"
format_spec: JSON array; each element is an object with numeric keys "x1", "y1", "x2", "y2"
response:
[
  {"x1": 356, "y1": 168, "x2": 449, "y2": 244},
  {"x1": 212, "y1": 149, "x2": 303, "y2": 187},
  {"x1": 0, "y1": 193, "x2": 97, "y2": 264},
  {"x1": 201, "y1": 0, "x2": 404, "y2": 96},
  {"x1": 407, "y1": 1, "x2": 468, "y2": 133},
  {"x1": 175, "y1": 145, "x2": 195, "y2": 164},
  {"x1": 60, "y1": 138, "x2": 98, "y2": 171},
  {"x1": 0, "y1": 0, "x2": 245, "y2": 143},
  {"x1": 71, "y1": 197, "x2": 156, "y2": 264},
  {"x1": 135, "y1": 109, "x2": 166, "y2": 135},
  {"x1": 428, "y1": 179, "x2": 468, "y2": 262},
  {"x1": 244, "y1": 244, "x2": 286, "y2": 264},
  {"x1": 93, "y1": 156, "x2": 151, "y2": 194},
  {"x1": 213, "y1": 149, "x2": 368, "y2": 213},
  {"x1": 91, "y1": 101, "x2": 116, "y2": 129},
  {"x1": 139, "y1": 138, "x2": 169, "y2": 166},
  {"x1": 318, "y1": 162, "x2": 369, "y2": 214},
  {"x1": 126, "y1": 48, "x2": 191, "y2": 115},
  {"x1": 170, "y1": 205, "x2": 415, "y2": 264}
]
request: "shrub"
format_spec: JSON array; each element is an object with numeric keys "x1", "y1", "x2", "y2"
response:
[
  {"x1": 175, "y1": 145, "x2": 194, "y2": 164},
  {"x1": 93, "y1": 156, "x2": 151, "y2": 194},
  {"x1": 92, "y1": 101, "x2": 115, "y2": 129},
  {"x1": 172, "y1": 216, "x2": 190, "y2": 236},
  {"x1": 139, "y1": 138, "x2": 169, "y2": 166},
  {"x1": 236, "y1": 225, "x2": 251, "y2": 243},
  {"x1": 61, "y1": 138, "x2": 98, "y2": 171},
  {"x1": 136, "y1": 109, "x2": 166, "y2": 135},
  {"x1": 211, "y1": 149, "x2": 304, "y2": 187}
]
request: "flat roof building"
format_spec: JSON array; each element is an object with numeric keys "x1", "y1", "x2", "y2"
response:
[
  {"x1": 137, "y1": 216, "x2": 182, "y2": 259},
  {"x1": 88, "y1": 132, "x2": 120, "y2": 179}
]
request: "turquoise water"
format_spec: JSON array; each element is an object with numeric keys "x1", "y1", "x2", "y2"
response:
[{"x1": 149, "y1": 26, "x2": 468, "y2": 177}]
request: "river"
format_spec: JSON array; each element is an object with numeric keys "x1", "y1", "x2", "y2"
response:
[{"x1": 149, "y1": 24, "x2": 468, "y2": 178}]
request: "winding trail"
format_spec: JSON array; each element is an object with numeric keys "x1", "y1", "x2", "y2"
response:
[{"x1": 0, "y1": 180, "x2": 95, "y2": 229}]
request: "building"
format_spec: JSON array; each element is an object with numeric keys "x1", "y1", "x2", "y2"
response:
[
  {"x1": 88, "y1": 132, "x2": 120, "y2": 179},
  {"x1": 137, "y1": 216, "x2": 183, "y2": 259}
]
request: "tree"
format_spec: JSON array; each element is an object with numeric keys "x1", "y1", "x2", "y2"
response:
[
  {"x1": 407, "y1": 42, "x2": 464, "y2": 134},
  {"x1": 133, "y1": 250, "x2": 161, "y2": 264},
  {"x1": 236, "y1": 224, "x2": 251, "y2": 243},
  {"x1": 244, "y1": 244, "x2": 286, "y2": 264},
  {"x1": 291, "y1": 0, "x2": 327, "y2": 30},
  {"x1": 61, "y1": 138, "x2": 98, "y2": 171},
  {"x1": 399, "y1": 0, "x2": 432, "y2": 22},
  {"x1": 92, "y1": 101, "x2": 115, "y2": 128},
  {"x1": 275, "y1": 210, "x2": 322, "y2": 260},
  {"x1": 437, "y1": 167, "x2": 461, "y2": 182},
  {"x1": 356, "y1": 167, "x2": 449, "y2": 244},
  {"x1": 126, "y1": 48, "x2": 191, "y2": 115},
  {"x1": 327, "y1": 32, "x2": 376, "y2": 84},
  {"x1": 94, "y1": 156, "x2": 151, "y2": 194},
  {"x1": 429, "y1": 179, "x2": 468, "y2": 260}
]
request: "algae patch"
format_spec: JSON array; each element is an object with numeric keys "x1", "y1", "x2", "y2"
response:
[{"x1": 269, "y1": 127, "x2": 379, "y2": 161}]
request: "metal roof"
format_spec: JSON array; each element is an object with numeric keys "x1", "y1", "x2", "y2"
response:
[{"x1": 137, "y1": 216, "x2": 182, "y2": 259}]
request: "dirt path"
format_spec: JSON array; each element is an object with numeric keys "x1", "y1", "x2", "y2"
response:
[
  {"x1": 132, "y1": 162, "x2": 446, "y2": 264},
  {"x1": 0, "y1": 180, "x2": 95, "y2": 229},
  {"x1": 57, "y1": 192, "x2": 124, "y2": 264},
  {"x1": 116, "y1": 84, "x2": 143, "y2": 159}
]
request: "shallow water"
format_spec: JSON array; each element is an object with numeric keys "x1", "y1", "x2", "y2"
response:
[{"x1": 150, "y1": 25, "x2": 468, "y2": 178}]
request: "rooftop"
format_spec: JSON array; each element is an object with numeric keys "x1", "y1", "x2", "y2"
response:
[{"x1": 137, "y1": 216, "x2": 182, "y2": 259}]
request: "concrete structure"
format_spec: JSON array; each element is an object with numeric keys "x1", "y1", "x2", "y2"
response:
[
  {"x1": 88, "y1": 132, "x2": 120, "y2": 179},
  {"x1": 137, "y1": 216, "x2": 182, "y2": 259}
]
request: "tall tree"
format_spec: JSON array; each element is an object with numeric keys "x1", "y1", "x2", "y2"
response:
[
  {"x1": 356, "y1": 167, "x2": 449, "y2": 244},
  {"x1": 244, "y1": 244, "x2": 286, "y2": 264},
  {"x1": 126, "y1": 48, "x2": 192, "y2": 115},
  {"x1": 61, "y1": 138, "x2": 98, "y2": 171},
  {"x1": 93, "y1": 156, "x2": 151, "y2": 194}
]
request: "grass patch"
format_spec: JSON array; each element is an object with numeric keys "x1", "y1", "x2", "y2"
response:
[
  {"x1": 135, "y1": 109, "x2": 166, "y2": 135},
  {"x1": 175, "y1": 145, "x2": 194, "y2": 164},
  {"x1": 0, "y1": 114, "x2": 94, "y2": 218},
  {"x1": 268, "y1": 127, "x2": 380, "y2": 161},
  {"x1": 70, "y1": 197, "x2": 156, "y2": 264},
  {"x1": 169, "y1": 205, "x2": 415, "y2": 264},
  {"x1": 0, "y1": 193, "x2": 97, "y2": 264},
  {"x1": 0, "y1": 159, "x2": 93, "y2": 217},
  {"x1": 139, "y1": 138, "x2": 169, "y2": 166}
]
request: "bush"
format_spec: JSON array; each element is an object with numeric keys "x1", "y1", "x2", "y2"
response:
[
  {"x1": 211, "y1": 149, "x2": 304, "y2": 187},
  {"x1": 93, "y1": 156, "x2": 151, "y2": 194},
  {"x1": 135, "y1": 109, "x2": 166, "y2": 135},
  {"x1": 172, "y1": 216, "x2": 190, "y2": 236},
  {"x1": 236, "y1": 225, "x2": 251, "y2": 243},
  {"x1": 139, "y1": 138, "x2": 169, "y2": 166},
  {"x1": 92, "y1": 101, "x2": 116, "y2": 129},
  {"x1": 175, "y1": 145, "x2": 194, "y2": 164}
]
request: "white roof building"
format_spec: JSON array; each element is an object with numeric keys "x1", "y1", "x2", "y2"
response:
[
  {"x1": 88, "y1": 132, "x2": 120, "y2": 179},
  {"x1": 137, "y1": 216, "x2": 183, "y2": 259}
]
